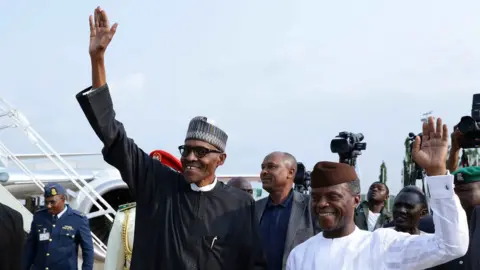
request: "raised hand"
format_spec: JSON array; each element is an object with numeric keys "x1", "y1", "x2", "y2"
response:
[
  {"x1": 89, "y1": 7, "x2": 118, "y2": 59},
  {"x1": 412, "y1": 116, "x2": 449, "y2": 176}
]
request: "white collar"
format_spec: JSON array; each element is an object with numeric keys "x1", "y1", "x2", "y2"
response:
[
  {"x1": 190, "y1": 178, "x2": 217, "y2": 192},
  {"x1": 56, "y1": 205, "x2": 68, "y2": 219}
]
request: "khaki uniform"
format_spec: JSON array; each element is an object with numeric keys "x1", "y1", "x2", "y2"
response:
[{"x1": 104, "y1": 203, "x2": 136, "y2": 270}]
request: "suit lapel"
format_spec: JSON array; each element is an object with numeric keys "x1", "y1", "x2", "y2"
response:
[
  {"x1": 256, "y1": 198, "x2": 268, "y2": 223},
  {"x1": 283, "y1": 192, "x2": 306, "y2": 258},
  {"x1": 362, "y1": 203, "x2": 369, "y2": 228}
]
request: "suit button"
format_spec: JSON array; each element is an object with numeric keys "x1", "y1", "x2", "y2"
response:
[
  {"x1": 52, "y1": 225, "x2": 56, "y2": 228},
  {"x1": 46, "y1": 253, "x2": 49, "y2": 256},
  {"x1": 49, "y1": 239, "x2": 52, "y2": 242},
  {"x1": 459, "y1": 260, "x2": 463, "y2": 264}
]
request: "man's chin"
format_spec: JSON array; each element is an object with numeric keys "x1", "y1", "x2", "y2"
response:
[
  {"x1": 318, "y1": 221, "x2": 339, "y2": 232},
  {"x1": 184, "y1": 175, "x2": 203, "y2": 184}
]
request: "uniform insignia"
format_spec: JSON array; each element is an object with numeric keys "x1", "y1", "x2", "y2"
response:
[
  {"x1": 456, "y1": 173, "x2": 464, "y2": 182},
  {"x1": 72, "y1": 209, "x2": 86, "y2": 217},
  {"x1": 51, "y1": 188, "x2": 57, "y2": 195},
  {"x1": 118, "y1": 202, "x2": 136, "y2": 212},
  {"x1": 62, "y1": 225, "x2": 74, "y2": 231}
]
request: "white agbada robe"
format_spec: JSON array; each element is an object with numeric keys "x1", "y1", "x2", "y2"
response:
[
  {"x1": 286, "y1": 175, "x2": 469, "y2": 270},
  {"x1": 104, "y1": 207, "x2": 136, "y2": 270}
]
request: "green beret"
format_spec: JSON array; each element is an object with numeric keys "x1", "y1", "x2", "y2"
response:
[{"x1": 453, "y1": 166, "x2": 480, "y2": 184}]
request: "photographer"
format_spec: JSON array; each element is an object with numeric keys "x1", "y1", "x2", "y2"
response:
[{"x1": 447, "y1": 127, "x2": 464, "y2": 173}]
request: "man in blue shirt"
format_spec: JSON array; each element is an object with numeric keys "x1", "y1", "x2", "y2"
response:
[{"x1": 256, "y1": 152, "x2": 319, "y2": 270}]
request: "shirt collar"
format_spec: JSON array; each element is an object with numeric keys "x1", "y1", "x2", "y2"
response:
[
  {"x1": 56, "y1": 205, "x2": 68, "y2": 219},
  {"x1": 267, "y1": 189, "x2": 294, "y2": 208},
  {"x1": 190, "y1": 178, "x2": 218, "y2": 192}
]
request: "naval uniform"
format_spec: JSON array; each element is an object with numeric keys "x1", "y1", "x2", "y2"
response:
[
  {"x1": 104, "y1": 203, "x2": 136, "y2": 270},
  {"x1": 23, "y1": 205, "x2": 94, "y2": 270},
  {"x1": 76, "y1": 84, "x2": 267, "y2": 270}
]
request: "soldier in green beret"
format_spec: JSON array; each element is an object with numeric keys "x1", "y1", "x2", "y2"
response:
[
  {"x1": 452, "y1": 166, "x2": 480, "y2": 215},
  {"x1": 433, "y1": 127, "x2": 480, "y2": 269}
]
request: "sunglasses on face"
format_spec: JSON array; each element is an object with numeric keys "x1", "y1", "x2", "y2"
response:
[{"x1": 178, "y1": 145, "x2": 222, "y2": 158}]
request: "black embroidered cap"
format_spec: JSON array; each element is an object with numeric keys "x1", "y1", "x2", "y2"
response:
[{"x1": 185, "y1": 116, "x2": 228, "y2": 152}]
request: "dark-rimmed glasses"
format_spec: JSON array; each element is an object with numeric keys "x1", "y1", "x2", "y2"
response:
[{"x1": 178, "y1": 145, "x2": 223, "y2": 158}]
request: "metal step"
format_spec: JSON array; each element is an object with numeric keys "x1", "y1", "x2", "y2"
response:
[
  {"x1": 0, "y1": 184, "x2": 32, "y2": 232},
  {"x1": 0, "y1": 96, "x2": 115, "y2": 259}
]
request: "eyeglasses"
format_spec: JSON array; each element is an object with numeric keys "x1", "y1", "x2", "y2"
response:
[
  {"x1": 243, "y1": 189, "x2": 253, "y2": 194},
  {"x1": 178, "y1": 145, "x2": 223, "y2": 158}
]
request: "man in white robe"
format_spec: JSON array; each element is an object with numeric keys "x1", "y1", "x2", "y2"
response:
[
  {"x1": 104, "y1": 202, "x2": 136, "y2": 270},
  {"x1": 287, "y1": 116, "x2": 469, "y2": 270}
]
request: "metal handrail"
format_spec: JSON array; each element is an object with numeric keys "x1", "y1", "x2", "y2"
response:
[{"x1": 0, "y1": 97, "x2": 115, "y2": 254}]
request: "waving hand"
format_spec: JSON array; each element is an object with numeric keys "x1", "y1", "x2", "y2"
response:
[
  {"x1": 89, "y1": 7, "x2": 118, "y2": 59},
  {"x1": 412, "y1": 116, "x2": 449, "y2": 176}
]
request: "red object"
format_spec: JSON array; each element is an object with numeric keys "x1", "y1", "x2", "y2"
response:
[{"x1": 149, "y1": 150, "x2": 183, "y2": 172}]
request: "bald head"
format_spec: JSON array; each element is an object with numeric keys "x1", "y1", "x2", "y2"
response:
[
  {"x1": 266, "y1": 151, "x2": 297, "y2": 172},
  {"x1": 227, "y1": 177, "x2": 253, "y2": 195}
]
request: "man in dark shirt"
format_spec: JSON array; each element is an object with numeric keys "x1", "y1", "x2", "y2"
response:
[
  {"x1": 227, "y1": 177, "x2": 253, "y2": 196},
  {"x1": 256, "y1": 152, "x2": 318, "y2": 270},
  {"x1": 77, "y1": 7, "x2": 266, "y2": 270},
  {"x1": 390, "y1": 185, "x2": 429, "y2": 235},
  {"x1": 0, "y1": 202, "x2": 24, "y2": 270}
]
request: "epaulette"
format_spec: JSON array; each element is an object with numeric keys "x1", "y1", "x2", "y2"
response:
[
  {"x1": 118, "y1": 202, "x2": 136, "y2": 212},
  {"x1": 72, "y1": 209, "x2": 87, "y2": 217},
  {"x1": 35, "y1": 207, "x2": 48, "y2": 213}
]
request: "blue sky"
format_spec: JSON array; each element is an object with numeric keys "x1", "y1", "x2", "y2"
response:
[{"x1": 1, "y1": 0, "x2": 480, "y2": 194}]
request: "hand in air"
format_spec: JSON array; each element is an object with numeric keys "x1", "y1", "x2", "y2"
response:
[
  {"x1": 412, "y1": 116, "x2": 448, "y2": 176},
  {"x1": 89, "y1": 7, "x2": 118, "y2": 58}
]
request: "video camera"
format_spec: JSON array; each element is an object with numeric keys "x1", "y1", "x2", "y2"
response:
[
  {"x1": 330, "y1": 132, "x2": 367, "y2": 167},
  {"x1": 407, "y1": 132, "x2": 425, "y2": 183},
  {"x1": 456, "y1": 94, "x2": 480, "y2": 149},
  {"x1": 294, "y1": 162, "x2": 311, "y2": 194}
]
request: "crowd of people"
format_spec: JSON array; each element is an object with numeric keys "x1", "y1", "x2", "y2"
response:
[{"x1": 0, "y1": 5, "x2": 479, "y2": 270}]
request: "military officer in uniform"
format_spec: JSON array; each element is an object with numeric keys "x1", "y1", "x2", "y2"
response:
[
  {"x1": 104, "y1": 150, "x2": 183, "y2": 270},
  {"x1": 24, "y1": 183, "x2": 94, "y2": 270}
]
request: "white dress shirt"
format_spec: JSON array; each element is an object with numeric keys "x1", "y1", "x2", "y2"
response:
[{"x1": 286, "y1": 175, "x2": 469, "y2": 270}]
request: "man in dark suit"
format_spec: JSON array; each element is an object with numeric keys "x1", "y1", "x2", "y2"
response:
[
  {"x1": 0, "y1": 202, "x2": 24, "y2": 270},
  {"x1": 227, "y1": 177, "x2": 253, "y2": 197},
  {"x1": 256, "y1": 152, "x2": 318, "y2": 270}
]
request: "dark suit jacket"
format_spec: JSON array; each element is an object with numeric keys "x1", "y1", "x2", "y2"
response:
[
  {"x1": 0, "y1": 202, "x2": 24, "y2": 270},
  {"x1": 255, "y1": 191, "x2": 319, "y2": 270}
]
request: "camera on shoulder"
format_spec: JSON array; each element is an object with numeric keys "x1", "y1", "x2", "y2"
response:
[
  {"x1": 330, "y1": 131, "x2": 367, "y2": 167},
  {"x1": 294, "y1": 162, "x2": 311, "y2": 194},
  {"x1": 456, "y1": 94, "x2": 480, "y2": 149}
]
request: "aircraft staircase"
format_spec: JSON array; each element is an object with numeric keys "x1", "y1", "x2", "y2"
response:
[{"x1": 0, "y1": 97, "x2": 116, "y2": 261}]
